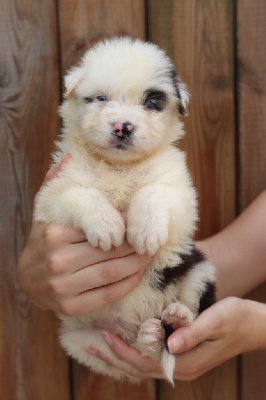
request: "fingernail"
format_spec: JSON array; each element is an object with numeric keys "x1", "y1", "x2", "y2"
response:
[
  {"x1": 102, "y1": 331, "x2": 113, "y2": 346},
  {"x1": 168, "y1": 335, "x2": 184, "y2": 354}
]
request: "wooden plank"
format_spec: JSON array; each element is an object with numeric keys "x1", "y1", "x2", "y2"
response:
[
  {"x1": 59, "y1": 0, "x2": 146, "y2": 73},
  {"x1": 238, "y1": 1, "x2": 266, "y2": 399},
  {"x1": 241, "y1": 286, "x2": 266, "y2": 400},
  {"x1": 147, "y1": 0, "x2": 237, "y2": 399},
  {"x1": 57, "y1": 1, "x2": 156, "y2": 399},
  {"x1": 0, "y1": 0, "x2": 70, "y2": 399},
  {"x1": 238, "y1": 0, "x2": 266, "y2": 210},
  {"x1": 73, "y1": 367, "x2": 156, "y2": 400}
]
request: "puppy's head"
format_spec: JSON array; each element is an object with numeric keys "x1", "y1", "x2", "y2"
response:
[{"x1": 60, "y1": 38, "x2": 189, "y2": 163}]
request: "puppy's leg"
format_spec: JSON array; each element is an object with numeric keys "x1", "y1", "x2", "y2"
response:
[
  {"x1": 127, "y1": 183, "x2": 196, "y2": 256},
  {"x1": 132, "y1": 318, "x2": 164, "y2": 359},
  {"x1": 36, "y1": 184, "x2": 125, "y2": 251},
  {"x1": 133, "y1": 318, "x2": 178, "y2": 385},
  {"x1": 127, "y1": 184, "x2": 170, "y2": 255}
]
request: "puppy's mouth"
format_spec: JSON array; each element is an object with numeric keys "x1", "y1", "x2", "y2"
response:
[{"x1": 111, "y1": 136, "x2": 134, "y2": 150}]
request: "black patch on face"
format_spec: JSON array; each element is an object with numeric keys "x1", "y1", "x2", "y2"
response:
[
  {"x1": 157, "y1": 247, "x2": 205, "y2": 291},
  {"x1": 143, "y1": 89, "x2": 167, "y2": 112},
  {"x1": 169, "y1": 69, "x2": 186, "y2": 115},
  {"x1": 84, "y1": 97, "x2": 93, "y2": 103},
  {"x1": 199, "y1": 282, "x2": 216, "y2": 314}
]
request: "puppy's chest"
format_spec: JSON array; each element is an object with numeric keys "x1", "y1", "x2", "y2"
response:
[{"x1": 82, "y1": 166, "x2": 153, "y2": 210}]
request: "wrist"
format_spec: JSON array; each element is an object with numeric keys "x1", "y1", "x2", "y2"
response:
[
  {"x1": 242, "y1": 299, "x2": 266, "y2": 351},
  {"x1": 195, "y1": 237, "x2": 234, "y2": 300}
]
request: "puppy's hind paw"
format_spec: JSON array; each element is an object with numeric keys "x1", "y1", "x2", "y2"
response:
[
  {"x1": 135, "y1": 318, "x2": 164, "y2": 354},
  {"x1": 162, "y1": 302, "x2": 194, "y2": 328}
]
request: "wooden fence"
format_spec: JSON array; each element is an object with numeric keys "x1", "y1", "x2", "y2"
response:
[{"x1": 0, "y1": 0, "x2": 265, "y2": 399}]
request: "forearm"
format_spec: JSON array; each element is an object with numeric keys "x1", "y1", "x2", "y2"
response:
[
  {"x1": 243, "y1": 299, "x2": 266, "y2": 351},
  {"x1": 196, "y1": 191, "x2": 266, "y2": 299}
]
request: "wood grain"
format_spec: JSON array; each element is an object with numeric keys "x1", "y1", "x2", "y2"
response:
[
  {"x1": 238, "y1": 0, "x2": 266, "y2": 211},
  {"x1": 73, "y1": 367, "x2": 156, "y2": 400},
  {"x1": 57, "y1": 1, "x2": 155, "y2": 399},
  {"x1": 148, "y1": 0, "x2": 237, "y2": 399},
  {"x1": 0, "y1": 0, "x2": 70, "y2": 399},
  {"x1": 58, "y1": 0, "x2": 146, "y2": 74},
  {"x1": 2, "y1": 0, "x2": 264, "y2": 398},
  {"x1": 238, "y1": 1, "x2": 266, "y2": 399}
]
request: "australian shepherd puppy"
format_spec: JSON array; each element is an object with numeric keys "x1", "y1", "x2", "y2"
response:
[{"x1": 35, "y1": 37, "x2": 216, "y2": 384}]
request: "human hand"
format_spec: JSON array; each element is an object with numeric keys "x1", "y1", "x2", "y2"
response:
[
  {"x1": 17, "y1": 156, "x2": 150, "y2": 315},
  {"x1": 87, "y1": 297, "x2": 266, "y2": 380}
]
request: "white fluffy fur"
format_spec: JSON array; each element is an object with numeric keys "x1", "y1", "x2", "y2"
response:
[{"x1": 35, "y1": 38, "x2": 215, "y2": 384}]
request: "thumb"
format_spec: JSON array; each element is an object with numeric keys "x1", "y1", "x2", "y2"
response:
[
  {"x1": 167, "y1": 309, "x2": 215, "y2": 354},
  {"x1": 42, "y1": 153, "x2": 71, "y2": 188}
]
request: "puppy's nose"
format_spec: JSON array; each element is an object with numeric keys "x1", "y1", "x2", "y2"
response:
[{"x1": 113, "y1": 121, "x2": 134, "y2": 138}]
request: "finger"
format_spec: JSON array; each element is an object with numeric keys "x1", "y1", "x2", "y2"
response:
[
  {"x1": 48, "y1": 239, "x2": 137, "y2": 276},
  {"x1": 102, "y1": 332, "x2": 162, "y2": 373},
  {"x1": 167, "y1": 307, "x2": 217, "y2": 354},
  {"x1": 57, "y1": 225, "x2": 87, "y2": 243},
  {"x1": 64, "y1": 269, "x2": 146, "y2": 315},
  {"x1": 72, "y1": 239, "x2": 137, "y2": 269},
  {"x1": 38, "y1": 222, "x2": 87, "y2": 244},
  {"x1": 68, "y1": 252, "x2": 151, "y2": 293},
  {"x1": 39, "y1": 222, "x2": 134, "y2": 249},
  {"x1": 87, "y1": 334, "x2": 212, "y2": 382},
  {"x1": 85, "y1": 345, "x2": 143, "y2": 378},
  {"x1": 172, "y1": 339, "x2": 226, "y2": 380}
]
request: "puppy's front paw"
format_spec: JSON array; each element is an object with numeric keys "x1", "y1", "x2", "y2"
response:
[
  {"x1": 127, "y1": 213, "x2": 169, "y2": 255},
  {"x1": 136, "y1": 318, "x2": 164, "y2": 353},
  {"x1": 162, "y1": 302, "x2": 194, "y2": 328},
  {"x1": 83, "y1": 209, "x2": 125, "y2": 251}
]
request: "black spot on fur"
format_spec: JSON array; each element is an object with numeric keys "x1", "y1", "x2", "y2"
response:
[
  {"x1": 143, "y1": 89, "x2": 167, "y2": 112},
  {"x1": 199, "y1": 282, "x2": 216, "y2": 314},
  {"x1": 169, "y1": 69, "x2": 186, "y2": 115},
  {"x1": 162, "y1": 322, "x2": 175, "y2": 349},
  {"x1": 157, "y1": 247, "x2": 205, "y2": 291},
  {"x1": 84, "y1": 97, "x2": 93, "y2": 103}
]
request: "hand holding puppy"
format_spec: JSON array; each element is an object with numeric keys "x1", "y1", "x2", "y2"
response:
[
  {"x1": 17, "y1": 159, "x2": 150, "y2": 315},
  {"x1": 89, "y1": 191, "x2": 266, "y2": 381},
  {"x1": 91, "y1": 297, "x2": 266, "y2": 380}
]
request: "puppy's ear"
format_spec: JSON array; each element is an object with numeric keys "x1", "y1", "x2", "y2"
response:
[
  {"x1": 171, "y1": 70, "x2": 189, "y2": 116},
  {"x1": 64, "y1": 66, "x2": 85, "y2": 97}
]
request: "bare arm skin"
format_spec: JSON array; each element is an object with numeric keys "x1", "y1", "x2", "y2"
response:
[
  {"x1": 87, "y1": 191, "x2": 266, "y2": 380},
  {"x1": 197, "y1": 190, "x2": 266, "y2": 300}
]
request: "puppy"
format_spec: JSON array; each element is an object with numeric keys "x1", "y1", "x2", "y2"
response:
[{"x1": 35, "y1": 37, "x2": 216, "y2": 384}]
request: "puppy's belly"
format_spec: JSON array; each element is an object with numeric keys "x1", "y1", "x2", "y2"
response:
[{"x1": 58, "y1": 280, "x2": 165, "y2": 380}]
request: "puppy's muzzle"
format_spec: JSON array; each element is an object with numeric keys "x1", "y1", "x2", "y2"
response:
[{"x1": 113, "y1": 121, "x2": 135, "y2": 139}]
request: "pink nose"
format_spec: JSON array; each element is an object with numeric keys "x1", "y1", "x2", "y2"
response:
[{"x1": 113, "y1": 121, "x2": 134, "y2": 137}]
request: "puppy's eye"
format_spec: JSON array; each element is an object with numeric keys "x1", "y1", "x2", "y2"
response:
[
  {"x1": 96, "y1": 95, "x2": 107, "y2": 102},
  {"x1": 84, "y1": 97, "x2": 93, "y2": 104},
  {"x1": 144, "y1": 100, "x2": 158, "y2": 110}
]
